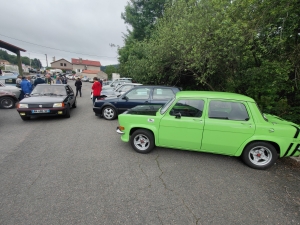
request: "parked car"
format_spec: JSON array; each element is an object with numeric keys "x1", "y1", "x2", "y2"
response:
[
  {"x1": 93, "y1": 85, "x2": 181, "y2": 120},
  {"x1": 116, "y1": 91, "x2": 300, "y2": 170},
  {"x1": 0, "y1": 90, "x2": 18, "y2": 109},
  {"x1": 2, "y1": 70, "x2": 15, "y2": 76},
  {"x1": 103, "y1": 80, "x2": 113, "y2": 86},
  {"x1": 16, "y1": 84, "x2": 77, "y2": 120},
  {"x1": 101, "y1": 83, "x2": 143, "y2": 98},
  {"x1": 89, "y1": 78, "x2": 94, "y2": 83},
  {"x1": 0, "y1": 81, "x2": 21, "y2": 98},
  {"x1": 0, "y1": 75, "x2": 18, "y2": 86},
  {"x1": 81, "y1": 76, "x2": 89, "y2": 82},
  {"x1": 102, "y1": 78, "x2": 132, "y2": 90},
  {"x1": 29, "y1": 68, "x2": 37, "y2": 73}
]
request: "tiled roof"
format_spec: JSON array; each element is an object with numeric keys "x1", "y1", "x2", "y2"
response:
[
  {"x1": 71, "y1": 58, "x2": 101, "y2": 67},
  {"x1": 82, "y1": 70, "x2": 100, "y2": 74}
]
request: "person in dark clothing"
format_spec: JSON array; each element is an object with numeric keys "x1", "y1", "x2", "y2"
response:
[
  {"x1": 33, "y1": 74, "x2": 45, "y2": 87},
  {"x1": 75, "y1": 78, "x2": 82, "y2": 97}
]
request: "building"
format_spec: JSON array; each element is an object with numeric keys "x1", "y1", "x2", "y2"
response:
[
  {"x1": 0, "y1": 60, "x2": 10, "y2": 66},
  {"x1": 50, "y1": 58, "x2": 73, "y2": 72},
  {"x1": 81, "y1": 70, "x2": 108, "y2": 80},
  {"x1": 72, "y1": 58, "x2": 101, "y2": 73}
]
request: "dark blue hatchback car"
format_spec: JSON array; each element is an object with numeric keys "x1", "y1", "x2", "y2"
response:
[{"x1": 93, "y1": 85, "x2": 181, "y2": 120}]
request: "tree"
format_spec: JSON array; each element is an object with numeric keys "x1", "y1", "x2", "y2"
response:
[
  {"x1": 119, "y1": 0, "x2": 300, "y2": 123},
  {"x1": 121, "y1": 0, "x2": 168, "y2": 41},
  {"x1": 104, "y1": 65, "x2": 119, "y2": 80}
]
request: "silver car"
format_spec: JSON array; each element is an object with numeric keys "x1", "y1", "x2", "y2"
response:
[{"x1": 0, "y1": 81, "x2": 21, "y2": 98}]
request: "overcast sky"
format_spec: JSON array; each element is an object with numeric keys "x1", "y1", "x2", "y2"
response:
[{"x1": 0, "y1": 0, "x2": 130, "y2": 67}]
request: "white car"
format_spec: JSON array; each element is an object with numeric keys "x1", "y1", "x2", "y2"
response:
[
  {"x1": 2, "y1": 71, "x2": 15, "y2": 76},
  {"x1": 0, "y1": 81, "x2": 21, "y2": 98},
  {"x1": 102, "y1": 78, "x2": 132, "y2": 89}
]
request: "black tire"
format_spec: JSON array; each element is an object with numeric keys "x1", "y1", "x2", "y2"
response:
[
  {"x1": 72, "y1": 99, "x2": 77, "y2": 108},
  {"x1": 102, "y1": 106, "x2": 117, "y2": 120},
  {"x1": 242, "y1": 141, "x2": 278, "y2": 170},
  {"x1": 21, "y1": 116, "x2": 30, "y2": 121},
  {"x1": 64, "y1": 105, "x2": 71, "y2": 118},
  {"x1": 0, "y1": 97, "x2": 15, "y2": 109},
  {"x1": 130, "y1": 129, "x2": 155, "y2": 154}
]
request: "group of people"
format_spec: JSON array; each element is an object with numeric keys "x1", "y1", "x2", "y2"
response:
[
  {"x1": 16, "y1": 73, "x2": 102, "y2": 102},
  {"x1": 71, "y1": 76, "x2": 103, "y2": 101}
]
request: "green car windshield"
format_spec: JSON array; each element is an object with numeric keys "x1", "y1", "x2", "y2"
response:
[{"x1": 160, "y1": 97, "x2": 175, "y2": 114}]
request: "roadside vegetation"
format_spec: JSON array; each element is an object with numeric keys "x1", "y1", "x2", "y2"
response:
[
  {"x1": 0, "y1": 49, "x2": 42, "y2": 69},
  {"x1": 118, "y1": 0, "x2": 300, "y2": 123}
]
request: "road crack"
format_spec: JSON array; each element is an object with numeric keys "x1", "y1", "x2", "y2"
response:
[{"x1": 155, "y1": 154, "x2": 202, "y2": 225}]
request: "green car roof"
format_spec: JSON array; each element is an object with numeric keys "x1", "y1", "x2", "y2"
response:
[{"x1": 176, "y1": 91, "x2": 255, "y2": 102}]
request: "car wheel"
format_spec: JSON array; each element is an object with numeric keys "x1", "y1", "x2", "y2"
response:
[
  {"x1": 130, "y1": 129, "x2": 155, "y2": 154},
  {"x1": 21, "y1": 116, "x2": 30, "y2": 121},
  {"x1": 242, "y1": 142, "x2": 277, "y2": 170},
  {"x1": 72, "y1": 100, "x2": 77, "y2": 108},
  {"x1": 64, "y1": 105, "x2": 71, "y2": 118},
  {"x1": 0, "y1": 97, "x2": 15, "y2": 109},
  {"x1": 102, "y1": 106, "x2": 117, "y2": 120}
]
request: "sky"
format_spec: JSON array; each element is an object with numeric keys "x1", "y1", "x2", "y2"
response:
[{"x1": 0, "y1": 0, "x2": 130, "y2": 67}]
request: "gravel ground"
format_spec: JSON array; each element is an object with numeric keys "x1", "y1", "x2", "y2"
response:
[{"x1": 0, "y1": 80, "x2": 299, "y2": 225}]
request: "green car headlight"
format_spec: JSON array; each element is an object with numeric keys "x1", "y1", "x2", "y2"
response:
[
  {"x1": 53, "y1": 103, "x2": 65, "y2": 107},
  {"x1": 18, "y1": 104, "x2": 28, "y2": 108}
]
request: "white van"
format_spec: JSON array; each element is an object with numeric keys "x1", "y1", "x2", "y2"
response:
[{"x1": 50, "y1": 69, "x2": 63, "y2": 75}]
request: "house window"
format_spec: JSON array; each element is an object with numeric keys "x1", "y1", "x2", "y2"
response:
[
  {"x1": 64, "y1": 63, "x2": 66, "y2": 66},
  {"x1": 60, "y1": 63, "x2": 63, "y2": 66}
]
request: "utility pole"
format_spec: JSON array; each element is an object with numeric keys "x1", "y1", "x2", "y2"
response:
[{"x1": 45, "y1": 54, "x2": 48, "y2": 68}]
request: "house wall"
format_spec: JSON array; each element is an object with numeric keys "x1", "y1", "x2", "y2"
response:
[
  {"x1": 51, "y1": 60, "x2": 73, "y2": 70},
  {"x1": 86, "y1": 65, "x2": 100, "y2": 71},
  {"x1": 81, "y1": 71, "x2": 108, "y2": 80},
  {"x1": 73, "y1": 64, "x2": 85, "y2": 73}
]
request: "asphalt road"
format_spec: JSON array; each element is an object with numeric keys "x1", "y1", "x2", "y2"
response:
[{"x1": 0, "y1": 80, "x2": 299, "y2": 225}]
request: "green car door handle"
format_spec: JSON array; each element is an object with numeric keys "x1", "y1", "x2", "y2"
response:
[{"x1": 193, "y1": 119, "x2": 203, "y2": 122}]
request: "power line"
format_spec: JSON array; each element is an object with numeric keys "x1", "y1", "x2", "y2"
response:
[{"x1": 0, "y1": 33, "x2": 118, "y2": 58}]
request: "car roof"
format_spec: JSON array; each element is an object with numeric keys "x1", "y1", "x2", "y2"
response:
[
  {"x1": 176, "y1": 91, "x2": 255, "y2": 102},
  {"x1": 0, "y1": 75, "x2": 18, "y2": 79},
  {"x1": 133, "y1": 85, "x2": 179, "y2": 88}
]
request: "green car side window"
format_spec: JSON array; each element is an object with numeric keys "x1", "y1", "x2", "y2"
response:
[
  {"x1": 170, "y1": 99, "x2": 204, "y2": 117},
  {"x1": 208, "y1": 100, "x2": 249, "y2": 121}
]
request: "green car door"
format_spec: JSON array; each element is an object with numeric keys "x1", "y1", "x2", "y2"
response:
[
  {"x1": 158, "y1": 99, "x2": 205, "y2": 150},
  {"x1": 200, "y1": 100, "x2": 255, "y2": 155}
]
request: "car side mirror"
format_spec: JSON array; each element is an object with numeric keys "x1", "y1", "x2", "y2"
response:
[
  {"x1": 122, "y1": 96, "x2": 128, "y2": 100},
  {"x1": 175, "y1": 112, "x2": 181, "y2": 119}
]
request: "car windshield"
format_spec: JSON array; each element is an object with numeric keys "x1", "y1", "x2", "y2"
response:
[
  {"x1": 160, "y1": 97, "x2": 175, "y2": 114},
  {"x1": 31, "y1": 85, "x2": 67, "y2": 96}
]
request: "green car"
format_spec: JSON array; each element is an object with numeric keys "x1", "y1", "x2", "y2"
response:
[{"x1": 116, "y1": 91, "x2": 300, "y2": 170}]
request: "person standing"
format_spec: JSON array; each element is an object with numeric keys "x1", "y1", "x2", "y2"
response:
[
  {"x1": 45, "y1": 73, "x2": 53, "y2": 84},
  {"x1": 56, "y1": 76, "x2": 62, "y2": 84},
  {"x1": 92, "y1": 77, "x2": 102, "y2": 103},
  {"x1": 33, "y1": 74, "x2": 45, "y2": 87},
  {"x1": 16, "y1": 75, "x2": 22, "y2": 88},
  {"x1": 75, "y1": 78, "x2": 82, "y2": 97},
  {"x1": 20, "y1": 76, "x2": 33, "y2": 98}
]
